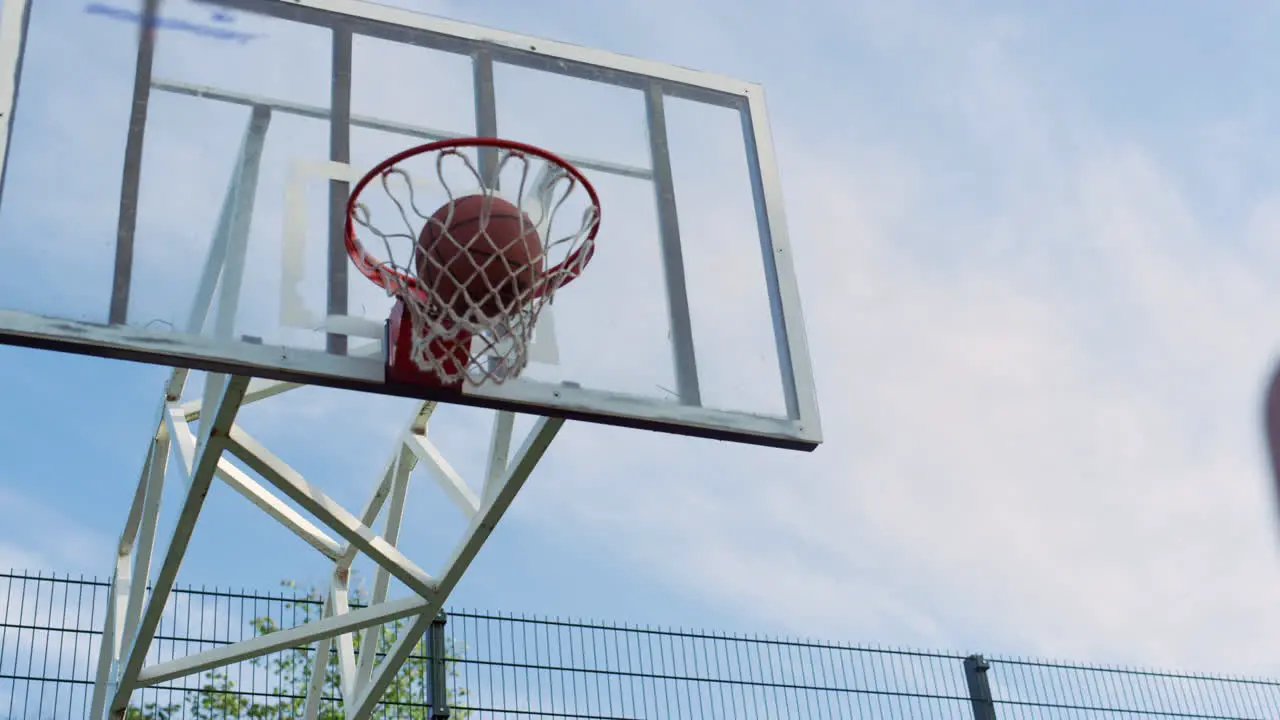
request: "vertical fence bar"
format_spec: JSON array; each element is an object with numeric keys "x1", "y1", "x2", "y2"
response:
[
  {"x1": 21, "y1": 571, "x2": 40, "y2": 716},
  {"x1": 429, "y1": 612, "x2": 450, "y2": 719},
  {"x1": 964, "y1": 654, "x2": 998, "y2": 720}
]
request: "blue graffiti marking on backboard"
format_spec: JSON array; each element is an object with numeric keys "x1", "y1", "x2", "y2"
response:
[{"x1": 84, "y1": 3, "x2": 262, "y2": 44}]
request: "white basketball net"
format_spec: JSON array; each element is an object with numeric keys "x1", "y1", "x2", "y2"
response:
[{"x1": 349, "y1": 146, "x2": 599, "y2": 386}]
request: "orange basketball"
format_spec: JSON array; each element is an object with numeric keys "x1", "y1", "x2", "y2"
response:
[{"x1": 416, "y1": 194, "x2": 544, "y2": 320}]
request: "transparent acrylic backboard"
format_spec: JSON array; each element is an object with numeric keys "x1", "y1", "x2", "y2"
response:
[{"x1": 0, "y1": 0, "x2": 822, "y2": 450}]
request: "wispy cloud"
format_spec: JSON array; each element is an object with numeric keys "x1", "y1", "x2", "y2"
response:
[
  {"x1": 0, "y1": 486, "x2": 113, "y2": 573},
  {"x1": 501, "y1": 0, "x2": 1280, "y2": 679}
]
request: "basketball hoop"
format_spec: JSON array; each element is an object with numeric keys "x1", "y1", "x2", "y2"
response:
[{"x1": 345, "y1": 138, "x2": 601, "y2": 389}]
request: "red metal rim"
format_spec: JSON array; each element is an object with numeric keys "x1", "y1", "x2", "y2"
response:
[{"x1": 344, "y1": 136, "x2": 601, "y2": 304}]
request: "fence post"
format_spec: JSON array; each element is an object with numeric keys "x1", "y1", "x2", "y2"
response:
[
  {"x1": 430, "y1": 611, "x2": 451, "y2": 720},
  {"x1": 964, "y1": 654, "x2": 997, "y2": 720}
]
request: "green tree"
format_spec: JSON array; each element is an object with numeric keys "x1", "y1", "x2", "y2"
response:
[
  {"x1": 129, "y1": 581, "x2": 468, "y2": 719},
  {"x1": 124, "y1": 702, "x2": 181, "y2": 720}
]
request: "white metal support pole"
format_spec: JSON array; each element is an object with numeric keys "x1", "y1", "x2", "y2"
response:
[
  {"x1": 89, "y1": 427, "x2": 170, "y2": 719},
  {"x1": 224, "y1": 427, "x2": 440, "y2": 599},
  {"x1": 138, "y1": 595, "x2": 431, "y2": 686},
  {"x1": 123, "y1": 432, "x2": 170, "y2": 649},
  {"x1": 348, "y1": 415, "x2": 565, "y2": 719},
  {"x1": 484, "y1": 411, "x2": 516, "y2": 505},
  {"x1": 187, "y1": 104, "x2": 271, "y2": 338},
  {"x1": 89, "y1": 578, "x2": 119, "y2": 720},
  {"x1": 98, "y1": 385, "x2": 563, "y2": 717},
  {"x1": 354, "y1": 445, "x2": 413, "y2": 689},
  {"x1": 90, "y1": 444, "x2": 152, "y2": 716},
  {"x1": 302, "y1": 404, "x2": 432, "y2": 718},
  {"x1": 106, "y1": 374, "x2": 252, "y2": 718},
  {"x1": 169, "y1": 100, "x2": 273, "y2": 400},
  {"x1": 301, "y1": 598, "x2": 335, "y2": 720},
  {"x1": 97, "y1": 357, "x2": 561, "y2": 719},
  {"x1": 330, "y1": 570, "x2": 358, "y2": 702}
]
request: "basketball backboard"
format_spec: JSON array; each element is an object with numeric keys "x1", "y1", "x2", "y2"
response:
[{"x1": 0, "y1": 0, "x2": 822, "y2": 450}]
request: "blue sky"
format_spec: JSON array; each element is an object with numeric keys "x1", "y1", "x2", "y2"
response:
[{"x1": 5, "y1": 0, "x2": 1280, "y2": 685}]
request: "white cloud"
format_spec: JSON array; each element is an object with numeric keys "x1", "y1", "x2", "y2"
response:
[
  {"x1": 0, "y1": 540, "x2": 47, "y2": 572},
  {"x1": 499, "y1": 0, "x2": 1280, "y2": 681},
  {"x1": 0, "y1": 485, "x2": 114, "y2": 573}
]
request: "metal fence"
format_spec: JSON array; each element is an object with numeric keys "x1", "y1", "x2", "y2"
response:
[{"x1": 2, "y1": 571, "x2": 1278, "y2": 719}]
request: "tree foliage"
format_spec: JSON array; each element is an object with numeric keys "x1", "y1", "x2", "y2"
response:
[{"x1": 128, "y1": 581, "x2": 468, "y2": 719}]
